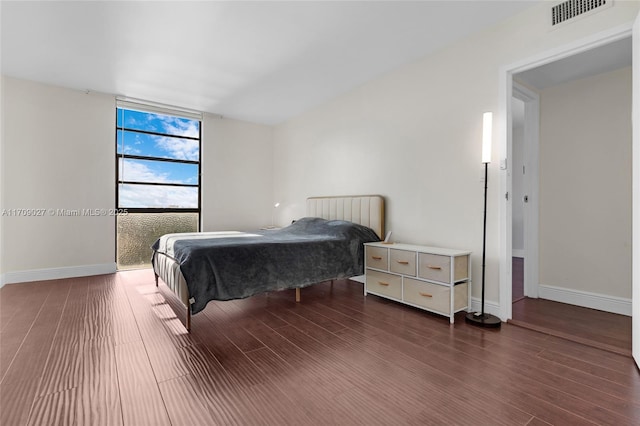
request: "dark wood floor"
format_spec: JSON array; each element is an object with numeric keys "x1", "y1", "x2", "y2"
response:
[
  {"x1": 1, "y1": 270, "x2": 639, "y2": 426},
  {"x1": 510, "y1": 257, "x2": 632, "y2": 357},
  {"x1": 512, "y1": 257, "x2": 525, "y2": 302}
]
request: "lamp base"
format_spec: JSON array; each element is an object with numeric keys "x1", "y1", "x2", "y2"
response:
[{"x1": 465, "y1": 312, "x2": 502, "y2": 328}]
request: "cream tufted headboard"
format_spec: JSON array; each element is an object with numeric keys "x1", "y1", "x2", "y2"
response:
[{"x1": 306, "y1": 195, "x2": 385, "y2": 239}]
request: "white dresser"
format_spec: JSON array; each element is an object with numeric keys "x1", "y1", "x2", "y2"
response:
[{"x1": 364, "y1": 242, "x2": 471, "y2": 324}]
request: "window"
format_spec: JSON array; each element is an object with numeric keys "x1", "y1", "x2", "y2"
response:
[{"x1": 116, "y1": 103, "x2": 201, "y2": 269}]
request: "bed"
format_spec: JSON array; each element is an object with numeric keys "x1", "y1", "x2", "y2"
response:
[{"x1": 152, "y1": 195, "x2": 385, "y2": 331}]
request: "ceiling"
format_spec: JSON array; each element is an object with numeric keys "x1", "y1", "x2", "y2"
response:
[
  {"x1": 1, "y1": 1, "x2": 541, "y2": 125},
  {"x1": 515, "y1": 36, "x2": 632, "y2": 90}
]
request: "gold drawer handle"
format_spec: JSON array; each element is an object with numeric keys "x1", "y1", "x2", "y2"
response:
[
  {"x1": 371, "y1": 256, "x2": 383, "y2": 260},
  {"x1": 419, "y1": 292, "x2": 433, "y2": 298},
  {"x1": 396, "y1": 261, "x2": 409, "y2": 265},
  {"x1": 427, "y1": 265, "x2": 442, "y2": 270},
  {"x1": 378, "y1": 281, "x2": 390, "y2": 286}
]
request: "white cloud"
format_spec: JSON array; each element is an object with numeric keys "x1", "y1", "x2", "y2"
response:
[
  {"x1": 119, "y1": 160, "x2": 197, "y2": 208},
  {"x1": 120, "y1": 159, "x2": 170, "y2": 183},
  {"x1": 155, "y1": 136, "x2": 199, "y2": 161},
  {"x1": 120, "y1": 185, "x2": 197, "y2": 208},
  {"x1": 135, "y1": 114, "x2": 200, "y2": 161},
  {"x1": 148, "y1": 113, "x2": 200, "y2": 138},
  {"x1": 123, "y1": 145, "x2": 141, "y2": 155}
]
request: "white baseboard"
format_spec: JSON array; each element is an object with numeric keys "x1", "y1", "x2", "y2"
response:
[
  {"x1": 538, "y1": 284, "x2": 631, "y2": 317},
  {"x1": 0, "y1": 263, "x2": 117, "y2": 287},
  {"x1": 469, "y1": 297, "x2": 502, "y2": 320}
]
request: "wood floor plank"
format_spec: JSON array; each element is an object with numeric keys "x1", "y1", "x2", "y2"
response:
[
  {"x1": 28, "y1": 387, "x2": 78, "y2": 426},
  {"x1": 83, "y1": 277, "x2": 116, "y2": 342},
  {"x1": 451, "y1": 322, "x2": 640, "y2": 404},
  {"x1": 461, "y1": 331, "x2": 640, "y2": 419},
  {"x1": 77, "y1": 338, "x2": 122, "y2": 426},
  {"x1": 258, "y1": 306, "x2": 354, "y2": 352},
  {"x1": 526, "y1": 417, "x2": 554, "y2": 426},
  {"x1": 243, "y1": 322, "x2": 356, "y2": 396},
  {"x1": 0, "y1": 281, "x2": 51, "y2": 334},
  {"x1": 37, "y1": 278, "x2": 88, "y2": 397},
  {"x1": 302, "y1": 300, "x2": 388, "y2": 337},
  {"x1": 254, "y1": 312, "x2": 506, "y2": 425},
  {"x1": 81, "y1": 274, "x2": 140, "y2": 345},
  {"x1": 1, "y1": 271, "x2": 639, "y2": 425},
  {"x1": 179, "y1": 333, "x2": 304, "y2": 426},
  {"x1": 315, "y1": 293, "x2": 594, "y2": 425},
  {"x1": 270, "y1": 324, "x2": 439, "y2": 423},
  {"x1": 512, "y1": 298, "x2": 631, "y2": 354},
  {"x1": 109, "y1": 274, "x2": 142, "y2": 345},
  {"x1": 287, "y1": 302, "x2": 348, "y2": 333},
  {"x1": 540, "y1": 336, "x2": 633, "y2": 373},
  {"x1": 189, "y1": 311, "x2": 323, "y2": 425},
  {"x1": 158, "y1": 374, "x2": 219, "y2": 426},
  {"x1": 244, "y1": 347, "x2": 344, "y2": 424},
  {"x1": 120, "y1": 280, "x2": 192, "y2": 383},
  {"x1": 333, "y1": 326, "x2": 534, "y2": 425},
  {"x1": 122, "y1": 270, "x2": 199, "y2": 349},
  {"x1": 115, "y1": 340, "x2": 171, "y2": 426},
  {"x1": 435, "y1": 339, "x2": 634, "y2": 426},
  {"x1": 232, "y1": 297, "x2": 291, "y2": 329},
  {"x1": 243, "y1": 329, "x2": 395, "y2": 425},
  {"x1": 204, "y1": 302, "x2": 266, "y2": 353},
  {"x1": 175, "y1": 343, "x2": 257, "y2": 425},
  {"x1": 0, "y1": 279, "x2": 72, "y2": 426},
  {"x1": 0, "y1": 281, "x2": 56, "y2": 380},
  {"x1": 426, "y1": 340, "x2": 624, "y2": 426},
  {"x1": 331, "y1": 283, "x2": 639, "y2": 425},
  {"x1": 536, "y1": 348, "x2": 639, "y2": 385},
  {"x1": 195, "y1": 307, "x2": 272, "y2": 390}
]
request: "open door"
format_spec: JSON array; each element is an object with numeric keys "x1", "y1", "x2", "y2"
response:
[{"x1": 633, "y1": 10, "x2": 640, "y2": 369}]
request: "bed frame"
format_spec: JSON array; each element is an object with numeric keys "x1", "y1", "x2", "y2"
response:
[{"x1": 153, "y1": 195, "x2": 385, "y2": 331}]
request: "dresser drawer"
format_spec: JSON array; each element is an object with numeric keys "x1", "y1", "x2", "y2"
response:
[
  {"x1": 403, "y1": 278, "x2": 451, "y2": 314},
  {"x1": 364, "y1": 242, "x2": 471, "y2": 324},
  {"x1": 365, "y1": 270, "x2": 402, "y2": 300},
  {"x1": 366, "y1": 246, "x2": 388, "y2": 270},
  {"x1": 418, "y1": 253, "x2": 451, "y2": 283},
  {"x1": 389, "y1": 249, "x2": 416, "y2": 276}
]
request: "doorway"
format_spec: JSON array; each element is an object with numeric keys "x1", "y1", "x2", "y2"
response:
[
  {"x1": 510, "y1": 83, "x2": 540, "y2": 305},
  {"x1": 500, "y1": 30, "x2": 634, "y2": 357}
]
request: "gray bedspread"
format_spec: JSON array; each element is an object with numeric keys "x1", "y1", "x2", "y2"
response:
[{"x1": 151, "y1": 217, "x2": 380, "y2": 314}]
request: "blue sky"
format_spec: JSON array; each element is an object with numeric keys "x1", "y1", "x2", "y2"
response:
[{"x1": 117, "y1": 109, "x2": 200, "y2": 208}]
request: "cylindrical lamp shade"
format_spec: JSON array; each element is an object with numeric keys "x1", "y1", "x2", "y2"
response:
[{"x1": 482, "y1": 112, "x2": 492, "y2": 164}]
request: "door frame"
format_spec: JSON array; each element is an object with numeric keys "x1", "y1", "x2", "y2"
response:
[
  {"x1": 512, "y1": 82, "x2": 540, "y2": 300},
  {"x1": 498, "y1": 22, "x2": 634, "y2": 322},
  {"x1": 632, "y1": 11, "x2": 639, "y2": 368}
]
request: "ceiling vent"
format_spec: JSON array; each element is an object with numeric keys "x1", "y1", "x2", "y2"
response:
[{"x1": 550, "y1": 0, "x2": 613, "y2": 29}]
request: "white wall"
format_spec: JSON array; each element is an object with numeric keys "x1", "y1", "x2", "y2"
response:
[
  {"x1": 1, "y1": 78, "x2": 275, "y2": 284},
  {"x1": 539, "y1": 66, "x2": 632, "y2": 299},
  {"x1": 273, "y1": 1, "x2": 640, "y2": 308},
  {"x1": 201, "y1": 115, "x2": 274, "y2": 231},
  {"x1": 2, "y1": 76, "x2": 116, "y2": 283}
]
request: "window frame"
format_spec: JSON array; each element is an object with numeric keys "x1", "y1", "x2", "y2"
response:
[{"x1": 115, "y1": 106, "x2": 202, "y2": 214}]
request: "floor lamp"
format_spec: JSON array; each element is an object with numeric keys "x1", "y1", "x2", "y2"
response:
[{"x1": 465, "y1": 112, "x2": 501, "y2": 328}]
